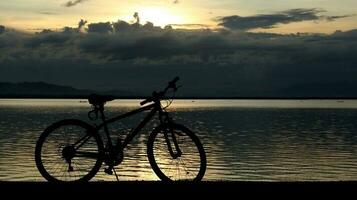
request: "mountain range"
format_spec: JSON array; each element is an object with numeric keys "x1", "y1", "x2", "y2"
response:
[{"x1": 0, "y1": 81, "x2": 357, "y2": 99}]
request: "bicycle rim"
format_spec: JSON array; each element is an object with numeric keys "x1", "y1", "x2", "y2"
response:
[
  {"x1": 35, "y1": 119, "x2": 103, "y2": 182},
  {"x1": 147, "y1": 123, "x2": 206, "y2": 181}
]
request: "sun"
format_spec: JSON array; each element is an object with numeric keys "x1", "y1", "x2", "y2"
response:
[{"x1": 121, "y1": 6, "x2": 185, "y2": 27}]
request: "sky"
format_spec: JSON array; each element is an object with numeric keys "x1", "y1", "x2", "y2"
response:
[
  {"x1": 1, "y1": 0, "x2": 357, "y2": 33},
  {"x1": 1, "y1": 1, "x2": 357, "y2": 97}
]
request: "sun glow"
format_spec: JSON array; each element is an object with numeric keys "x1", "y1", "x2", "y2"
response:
[{"x1": 120, "y1": 6, "x2": 186, "y2": 27}]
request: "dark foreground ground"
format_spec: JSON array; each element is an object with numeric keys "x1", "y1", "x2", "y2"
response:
[{"x1": 0, "y1": 181, "x2": 356, "y2": 197}]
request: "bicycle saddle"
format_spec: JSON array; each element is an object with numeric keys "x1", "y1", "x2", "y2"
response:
[{"x1": 88, "y1": 94, "x2": 116, "y2": 106}]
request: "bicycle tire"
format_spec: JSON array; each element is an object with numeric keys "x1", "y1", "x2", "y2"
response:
[
  {"x1": 35, "y1": 119, "x2": 104, "y2": 182},
  {"x1": 147, "y1": 123, "x2": 206, "y2": 181}
]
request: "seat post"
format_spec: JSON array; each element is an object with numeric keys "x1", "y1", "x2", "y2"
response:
[
  {"x1": 98, "y1": 104, "x2": 107, "y2": 122},
  {"x1": 98, "y1": 104, "x2": 113, "y2": 146}
]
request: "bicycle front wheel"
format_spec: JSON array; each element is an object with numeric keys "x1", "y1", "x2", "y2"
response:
[
  {"x1": 35, "y1": 119, "x2": 104, "y2": 182},
  {"x1": 147, "y1": 123, "x2": 206, "y2": 181}
]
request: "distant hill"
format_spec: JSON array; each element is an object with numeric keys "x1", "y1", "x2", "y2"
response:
[
  {"x1": 1, "y1": 81, "x2": 357, "y2": 99},
  {"x1": 0, "y1": 82, "x2": 95, "y2": 98},
  {"x1": 0, "y1": 82, "x2": 140, "y2": 98}
]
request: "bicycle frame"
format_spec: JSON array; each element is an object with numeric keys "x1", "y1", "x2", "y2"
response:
[
  {"x1": 96, "y1": 100, "x2": 173, "y2": 150},
  {"x1": 73, "y1": 99, "x2": 182, "y2": 163},
  {"x1": 35, "y1": 77, "x2": 207, "y2": 182}
]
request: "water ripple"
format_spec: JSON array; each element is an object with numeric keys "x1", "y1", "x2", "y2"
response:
[{"x1": 1, "y1": 100, "x2": 357, "y2": 181}]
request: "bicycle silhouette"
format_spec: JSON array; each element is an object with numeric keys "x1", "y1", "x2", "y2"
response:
[{"x1": 35, "y1": 77, "x2": 207, "y2": 182}]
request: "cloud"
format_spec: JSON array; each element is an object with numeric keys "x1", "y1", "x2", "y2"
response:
[
  {"x1": 325, "y1": 14, "x2": 355, "y2": 21},
  {"x1": 0, "y1": 25, "x2": 5, "y2": 34},
  {"x1": 24, "y1": 32, "x2": 73, "y2": 48},
  {"x1": 64, "y1": 0, "x2": 88, "y2": 8},
  {"x1": 37, "y1": 11, "x2": 58, "y2": 15},
  {"x1": 87, "y1": 22, "x2": 113, "y2": 34},
  {"x1": 133, "y1": 12, "x2": 140, "y2": 24},
  {"x1": 2, "y1": 19, "x2": 357, "y2": 63},
  {"x1": 1, "y1": 17, "x2": 357, "y2": 97},
  {"x1": 168, "y1": 24, "x2": 211, "y2": 29},
  {"x1": 78, "y1": 19, "x2": 87, "y2": 31},
  {"x1": 173, "y1": 0, "x2": 179, "y2": 4},
  {"x1": 331, "y1": 29, "x2": 357, "y2": 40},
  {"x1": 218, "y1": 8, "x2": 352, "y2": 30},
  {"x1": 112, "y1": 20, "x2": 132, "y2": 32}
]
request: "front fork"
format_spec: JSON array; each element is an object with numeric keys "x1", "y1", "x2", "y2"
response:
[
  {"x1": 160, "y1": 112, "x2": 182, "y2": 159},
  {"x1": 164, "y1": 127, "x2": 182, "y2": 159}
]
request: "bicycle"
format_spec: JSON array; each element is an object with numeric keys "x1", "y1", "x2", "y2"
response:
[{"x1": 35, "y1": 77, "x2": 207, "y2": 182}]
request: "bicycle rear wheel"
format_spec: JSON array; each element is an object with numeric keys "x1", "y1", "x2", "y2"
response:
[
  {"x1": 35, "y1": 119, "x2": 104, "y2": 182},
  {"x1": 147, "y1": 123, "x2": 206, "y2": 181}
]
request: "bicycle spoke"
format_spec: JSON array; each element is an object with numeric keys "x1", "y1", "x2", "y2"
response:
[
  {"x1": 36, "y1": 121, "x2": 102, "y2": 182},
  {"x1": 179, "y1": 158, "x2": 196, "y2": 179},
  {"x1": 150, "y1": 126, "x2": 204, "y2": 181},
  {"x1": 76, "y1": 151, "x2": 98, "y2": 159}
]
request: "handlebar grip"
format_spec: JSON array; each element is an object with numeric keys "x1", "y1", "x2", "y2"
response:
[
  {"x1": 171, "y1": 77, "x2": 179, "y2": 84},
  {"x1": 140, "y1": 98, "x2": 151, "y2": 106},
  {"x1": 168, "y1": 76, "x2": 180, "y2": 90}
]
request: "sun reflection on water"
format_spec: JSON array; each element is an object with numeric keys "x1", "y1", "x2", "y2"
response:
[{"x1": 1, "y1": 99, "x2": 357, "y2": 181}]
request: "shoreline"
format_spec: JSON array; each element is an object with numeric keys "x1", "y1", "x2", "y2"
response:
[
  {"x1": 1, "y1": 96, "x2": 357, "y2": 100},
  {"x1": 1, "y1": 181, "x2": 356, "y2": 195}
]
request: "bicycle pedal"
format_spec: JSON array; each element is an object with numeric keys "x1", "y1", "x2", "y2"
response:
[{"x1": 104, "y1": 168, "x2": 113, "y2": 175}]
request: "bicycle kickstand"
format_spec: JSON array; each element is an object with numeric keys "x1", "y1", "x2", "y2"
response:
[{"x1": 113, "y1": 167, "x2": 119, "y2": 181}]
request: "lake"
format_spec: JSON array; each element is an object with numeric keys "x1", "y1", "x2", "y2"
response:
[{"x1": 1, "y1": 99, "x2": 357, "y2": 181}]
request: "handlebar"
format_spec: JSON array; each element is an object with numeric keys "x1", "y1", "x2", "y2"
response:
[
  {"x1": 140, "y1": 98, "x2": 153, "y2": 106},
  {"x1": 140, "y1": 77, "x2": 180, "y2": 106}
]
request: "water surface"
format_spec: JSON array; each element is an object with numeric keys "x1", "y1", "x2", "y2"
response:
[{"x1": 1, "y1": 99, "x2": 357, "y2": 181}]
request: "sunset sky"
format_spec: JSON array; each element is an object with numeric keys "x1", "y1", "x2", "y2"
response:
[
  {"x1": 1, "y1": 1, "x2": 357, "y2": 97},
  {"x1": 1, "y1": 0, "x2": 357, "y2": 33}
]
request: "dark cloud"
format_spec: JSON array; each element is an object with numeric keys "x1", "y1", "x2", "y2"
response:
[
  {"x1": 87, "y1": 13, "x2": 146, "y2": 34},
  {"x1": 22, "y1": 27, "x2": 80, "y2": 48},
  {"x1": 133, "y1": 12, "x2": 140, "y2": 24},
  {"x1": 112, "y1": 20, "x2": 132, "y2": 32},
  {"x1": 64, "y1": 0, "x2": 88, "y2": 8},
  {"x1": 78, "y1": 19, "x2": 87, "y2": 32},
  {"x1": 62, "y1": 26, "x2": 76, "y2": 34},
  {"x1": 87, "y1": 22, "x2": 112, "y2": 34},
  {"x1": 1, "y1": 17, "x2": 357, "y2": 97},
  {"x1": 331, "y1": 29, "x2": 357, "y2": 40},
  {"x1": 55, "y1": 19, "x2": 88, "y2": 34},
  {"x1": 218, "y1": 8, "x2": 352, "y2": 30},
  {"x1": 39, "y1": 29, "x2": 54, "y2": 34},
  {"x1": 112, "y1": 19, "x2": 162, "y2": 33},
  {"x1": 325, "y1": 14, "x2": 355, "y2": 21},
  {"x1": 0, "y1": 25, "x2": 5, "y2": 34}
]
